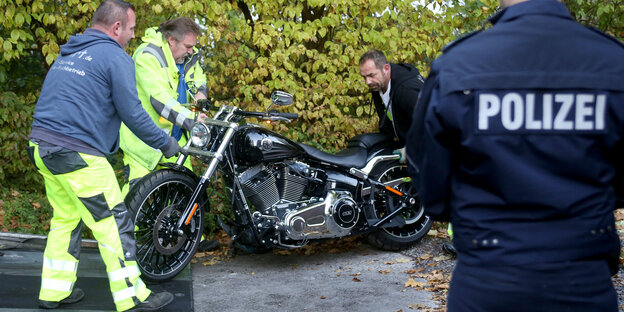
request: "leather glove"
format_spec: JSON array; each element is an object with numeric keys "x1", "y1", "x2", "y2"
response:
[
  {"x1": 161, "y1": 136, "x2": 182, "y2": 158},
  {"x1": 393, "y1": 147, "x2": 406, "y2": 164}
]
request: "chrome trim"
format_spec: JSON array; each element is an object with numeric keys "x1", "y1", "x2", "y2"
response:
[
  {"x1": 201, "y1": 127, "x2": 235, "y2": 180},
  {"x1": 203, "y1": 119, "x2": 238, "y2": 129},
  {"x1": 282, "y1": 191, "x2": 357, "y2": 240},
  {"x1": 182, "y1": 146, "x2": 220, "y2": 160},
  {"x1": 349, "y1": 155, "x2": 399, "y2": 178}
]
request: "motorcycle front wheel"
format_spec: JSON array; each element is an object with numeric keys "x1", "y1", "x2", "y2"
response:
[
  {"x1": 125, "y1": 169, "x2": 204, "y2": 282},
  {"x1": 366, "y1": 161, "x2": 432, "y2": 251}
]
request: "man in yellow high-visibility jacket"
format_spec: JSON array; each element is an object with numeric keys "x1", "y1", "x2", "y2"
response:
[
  {"x1": 119, "y1": 17, "x2": 219, "y2": 252},
  {"x1": 119, "y1": 17, "x2": 207, "y2": 195}
]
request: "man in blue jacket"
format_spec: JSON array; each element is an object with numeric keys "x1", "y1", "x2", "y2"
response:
[
  {"x1": 28, "y1": 0, "x2": 177, "y2": 310},
  {"x1": 406, "y1": 0, "x2": 623, "y2": 311}
]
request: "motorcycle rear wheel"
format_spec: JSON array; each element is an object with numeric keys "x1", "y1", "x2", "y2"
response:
[
  {"x1": 366, "y1": 161, "x2": 432, "y2": 251},
  {"x1": 126, "y1": 169, "x2": 204, "y2": 282}
]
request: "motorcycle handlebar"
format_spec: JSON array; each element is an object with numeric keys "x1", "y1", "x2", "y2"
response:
[
  {"x1": 274, "y1": 112, "x2": 298, "y2": 119},
  {"x1": 236, "y1": 110, "x2": 298, "y2": 121}
]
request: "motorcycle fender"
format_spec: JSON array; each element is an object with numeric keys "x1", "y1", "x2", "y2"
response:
[
  {"x1": 158, "y1": 162, "x2": 200, "y2": 183},
  {"x1": 157, "y1": 162, "x2": 210, "y2": 211}
]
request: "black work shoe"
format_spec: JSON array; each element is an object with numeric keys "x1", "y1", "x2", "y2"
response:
[
  {"x1": 442, "y1": 241, "x2": 457, "y2": 257},
  {"x1": 197, "y1": 239, "x2": 220, "y2": 252},
  {"x1": 39, "y1": 288, "x2": 85, "y2": 309},
  {"x1": 126, "y1": 291, "x2": 174, "y2": 311}
]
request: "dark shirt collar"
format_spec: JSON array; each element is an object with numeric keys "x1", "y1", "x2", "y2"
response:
[{"x1": 489, "y1": 0, "x2": 572, "y2": 25}]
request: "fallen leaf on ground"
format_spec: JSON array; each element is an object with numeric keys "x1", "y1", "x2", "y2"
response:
[
  {"x1": 379, "y1": 269, "x2": 391, "y2": 274},
  {"x1": 352, "y1": 277, "x2": 361, "y2": 282},
  {"x1": 395, "y1": 258, "x2": 411, "y2": 263},
  {"x1": 432, "y1": 284, "x2": 449, "y2": 291},
  {"x1": 408, "y1": 304, "x2": 431, "y2": 310},
  {"x1": 433, "y1": 255, "x2": 452, "y2": 261},
  {"x1": 407, "y1": 268, "x2": 424, "y2": 274},
  {"x1": 202, "y1": 259, "x2": 217, "y2": 266},
  {"x1": 404, "y1": 278, "x2": 425, "y2": 288}
]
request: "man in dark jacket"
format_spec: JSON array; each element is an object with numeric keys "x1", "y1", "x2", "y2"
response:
[
  {"x1": 29, "y1": 0, "x2": 176, "y2": 310},
  {"x1": 359, "y1": 49, "x2": 424, "y2": 150},
  {"x1": 406, "y1": 0, "x2": 623, "y2": 310}
]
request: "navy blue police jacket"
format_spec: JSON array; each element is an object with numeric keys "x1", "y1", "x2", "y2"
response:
[{"x1": 406, "y1": 0, "x2": 624, "y2": 267}]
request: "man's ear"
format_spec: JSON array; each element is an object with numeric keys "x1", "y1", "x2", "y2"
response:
[
  {"x1": 167, "y1": 36, "x2": 177, "y2": 47},
  {"x1": 111, "y1": 21, "x2": 122, "y2": 37}
]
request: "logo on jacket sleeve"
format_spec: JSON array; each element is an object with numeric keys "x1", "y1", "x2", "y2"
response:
[{"x1": 476, "y1": 91, "x2": 606, "y2": 133}]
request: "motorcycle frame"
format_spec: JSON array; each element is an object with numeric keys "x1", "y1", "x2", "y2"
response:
[{"x1": 163, "y1": 105, "x2": 416, "y2": 243}]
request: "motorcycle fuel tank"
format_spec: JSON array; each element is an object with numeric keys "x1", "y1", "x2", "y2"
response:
[{"x1": 233, "y1": 125, "x2": 305, "y2": 166}]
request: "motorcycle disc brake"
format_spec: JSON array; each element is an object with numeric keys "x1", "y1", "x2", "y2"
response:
[{"x1": 152, "y1": 205, "x2": 188, "y2": 255}]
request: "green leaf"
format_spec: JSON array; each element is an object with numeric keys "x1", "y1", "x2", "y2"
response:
[
  {"x1": 14, "y1": 13, "x2": 24, "y2": 26},
  {"x1": 11, "y1": 30, "x2": 20, "y2": 41},
  {"x1": 3, "y1": 41, "x2": 12, "y2": 52}
]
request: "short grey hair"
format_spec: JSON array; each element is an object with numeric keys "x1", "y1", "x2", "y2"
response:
[
  {"x1": 92, "y1": 0, "x2": 134, "y2": 27},
  {"x1": 359, "y1": 49, "x2": 389, "y2": 70},
  {"x1": 158, "y1": 17, "x2": 201, "y2": 42}
]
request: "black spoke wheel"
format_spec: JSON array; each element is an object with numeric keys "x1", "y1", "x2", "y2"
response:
[
  {"x1": 366, "y1": 161, "x2": 432, "y2": 251},
  {"x1": 126, "y1": 169, "x2": 204, "y2": 282}
]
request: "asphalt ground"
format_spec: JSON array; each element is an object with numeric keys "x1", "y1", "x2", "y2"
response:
[
  {"x1": 0, "y1": 233, "x2": 437, "y2": 312},
  {"x1": 191, "y1": 240, "x2": 436, "y2": 312},
  {"x1": 3, "y1": 230, "x2": 624, "y2": 312}
]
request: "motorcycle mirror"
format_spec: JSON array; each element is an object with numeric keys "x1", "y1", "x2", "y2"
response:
[{"x1": 271, "y1": 91, "x2": 293, "y2": 106}]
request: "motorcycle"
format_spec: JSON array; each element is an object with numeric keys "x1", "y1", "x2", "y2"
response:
[{"x1": 126, "y1": 91, "x2": 432, "y2": 282}]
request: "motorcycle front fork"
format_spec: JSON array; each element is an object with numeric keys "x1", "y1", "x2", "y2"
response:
[{"x1": 173, "y1": 127, "x2": 237, "y2": 235}]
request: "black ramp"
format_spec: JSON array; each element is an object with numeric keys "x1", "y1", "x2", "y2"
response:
[{"x1": 0, "y1": 247, "x2": 192, "y2": 311}]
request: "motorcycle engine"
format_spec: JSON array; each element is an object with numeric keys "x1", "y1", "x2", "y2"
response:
[
  {"x1": 238, "y1": 162, "x2": 360, "y2": 241},
  {"x1": 281, "y1": 190, "x2": 359, "y2": 240},
  {"x1": 239, "y1": 161, "x2": 312, "y2": 212}
]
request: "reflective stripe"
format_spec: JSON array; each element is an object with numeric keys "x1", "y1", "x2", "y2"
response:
[
  {"x1": 41, "y1": 278, "x2": 73, "y2": 292},
  {"x1": 176, "y1": 108, "x2": 190, "y2": 127},
  {"x1": 99, "y1": 242, "x2": 117, "y2": 254},
  {"x1": 108, "y1": 265, "x2": 141, "y2": 282},
  {"x1": 162, "y1": 98, "x2": 178, "y2": 119},
  {"x1": 142, "y1": 44, "x2": 167, "y2": 68},
  {"x1": 43, "y1": 257, "x2": 78, "y2": 273},
  {"x1": 112, "y1": 278, "x2": 146, "y2": 303}
]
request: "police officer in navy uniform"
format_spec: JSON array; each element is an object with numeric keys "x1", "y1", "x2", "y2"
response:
[{"x1": 406, "y1": 0, "x2": 624, "y2": 311}]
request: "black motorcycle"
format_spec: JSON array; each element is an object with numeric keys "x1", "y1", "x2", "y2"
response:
[{"x1": 126, "y1": 91, "x2": 432, "y2": 282}]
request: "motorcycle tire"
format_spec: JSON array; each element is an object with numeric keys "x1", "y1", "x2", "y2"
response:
[
  {"x1": 366, "y1": 161, "x2": 432, "y2": 251},
  {"x1": 126, "y1": 169, "x2": 204, "y2": 283}
]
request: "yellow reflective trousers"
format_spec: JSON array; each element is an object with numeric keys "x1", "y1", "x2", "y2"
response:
[{"x1": 29, "y1": 141, "x2": 150, "y2": 311}]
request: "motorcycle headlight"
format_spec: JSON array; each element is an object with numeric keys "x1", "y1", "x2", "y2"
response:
[{"x1": 190, "y1": 123, "x2": 211, "y2": 147}]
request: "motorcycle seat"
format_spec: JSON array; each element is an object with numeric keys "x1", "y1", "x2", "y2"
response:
[
  {"x1": 297, "y1": 143, "x2": 368, "y2": 168},
  {"x1": 297, "y1": 133, "x2": 395, "y2": 169},
  {"x1": 346, "y1": 133, "x2": 395, "y2": 150}
]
